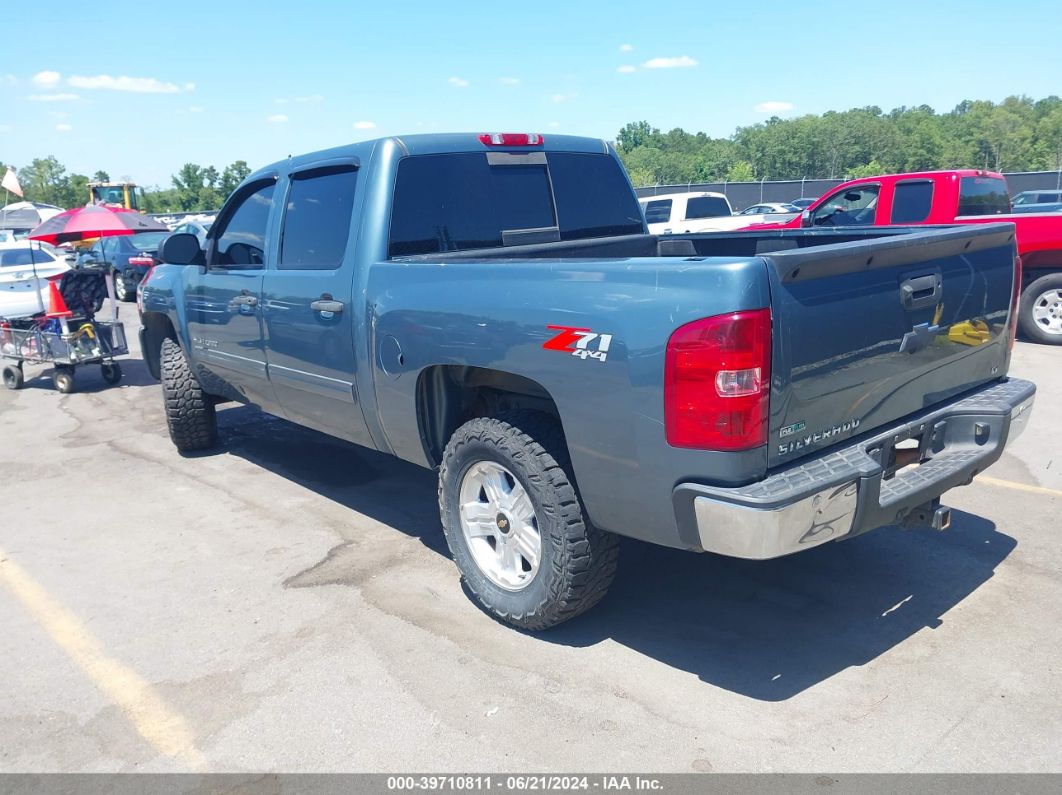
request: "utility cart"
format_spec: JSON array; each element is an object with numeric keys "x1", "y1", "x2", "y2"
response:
[{"x1": 1, "y1": 270, "x2": 127, "y2": 393}]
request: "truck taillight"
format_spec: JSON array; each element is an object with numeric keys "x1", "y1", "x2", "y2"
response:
[
  {"x1": 478, "y1": 133, "x2": 543, "y2": 146},
  {"x1": 1009, "y1": 255, "x2": 1022, "y2": 350},
  {"x1": 664, "y1": 309, "x2": 772, "y2": 450}
]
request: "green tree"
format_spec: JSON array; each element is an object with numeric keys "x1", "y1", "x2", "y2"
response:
[
  {"x1": 18, "y1": 156, "x2": 70, "y2": 206},
  {"x1": 92, "y1": 170, "x2": 110, "y2": 182},
  {"x1": 616, "y1": 121, "x2": 661, "y2": 153},
  {"x1": 220, "y1": 160, "x2": 251, "y2": 197},
  {"x1": 725, "y1": 161, "x2": 756, "y2": 182}
]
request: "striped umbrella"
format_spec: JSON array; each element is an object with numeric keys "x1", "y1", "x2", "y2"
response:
[{"x1": 27, "y1": 204, "x2": 169, "y2": 245}]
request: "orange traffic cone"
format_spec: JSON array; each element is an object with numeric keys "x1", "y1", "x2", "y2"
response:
[{"x1": 46, "y1": 280, "x2": 73, "y2": 319}]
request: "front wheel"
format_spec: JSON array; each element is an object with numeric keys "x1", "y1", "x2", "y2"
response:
[
  {"x1": 438, "y1": 412, "x2": 619, "y2": 631},
  {"x1": 1019, "y1": 273, "x2": 1062, "y2": 344},
  {"x1": 101, "y1": 361, "x2": 122, "y2": 384},
  {"x1": 160, "y1": 338, "x2": 217, "y2": 451},
  {"x1": 53, "y1": 367, "x2": 75, "y2": 394}
]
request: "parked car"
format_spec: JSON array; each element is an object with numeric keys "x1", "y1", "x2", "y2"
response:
[
  {"x1": 0, "y1": 241, "x2": 71, "y2": 319},
  {"x1": 638, "y1": 191, "x2": 733, "y2": 234},
  {"x1": 140, "y1": 132, "x2": 1033, "y2": 631},
  {"x1": 789, "y1": 197, "x2": 817, "y2": 209},
  {"x1": 170, "y1": 219, "x2": 213, "y2": 245},
  {"x1": 742, "y1": 169, "x2": 1062, "y2": 344},
  {"x1": 1012, "y1": 190, "x2": 1062, "y2": 206},
  {"x1": 78, "y1": 231, "x2": 170, "y2": 302},
  {"x1": 737, "y1": 202, "x2": 802, "y2": 215}
]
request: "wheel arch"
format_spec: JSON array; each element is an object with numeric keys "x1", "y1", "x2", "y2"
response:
[
  {"x1": 140, "y1": 311, "x2": 179, "y2": 381},
  {"x1": 415, "y1": 365, "x2": 566, "y2": 469}
]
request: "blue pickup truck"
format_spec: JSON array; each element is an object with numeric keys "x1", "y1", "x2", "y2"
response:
[{"x1": 139, "y1": 132, "x2": 1035, "y2": 630}]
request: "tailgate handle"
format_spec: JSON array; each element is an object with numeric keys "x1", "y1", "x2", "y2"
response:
[{"x1": 900, "y1": 274, "x2": 941, "y2": 310}]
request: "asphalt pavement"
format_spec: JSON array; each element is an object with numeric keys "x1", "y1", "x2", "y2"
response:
[{"x1": 1, "y1": 303, "x2": 1059, "y2": 772}]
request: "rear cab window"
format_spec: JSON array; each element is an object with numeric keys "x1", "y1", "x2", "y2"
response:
[
  {"x1": 684, "y1": 196, "x2": 730, "y2": 219},
  {"x1": 642, "y1": 199, "x2": 672, "y2": 224},
  {"x1": 890, "y1": 180, "x2": 934, "y2": 223},
  {"x1": 388, "y1": 152, "x2": 644, "y2": 257},
  {"x1": 957, "y1": 176, "x2": 1010, "y2": 216}
]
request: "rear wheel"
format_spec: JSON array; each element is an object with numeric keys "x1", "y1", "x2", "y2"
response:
[
  {"x1": 438, "y1": 412, "x2": 619, "y2": 631},
  {"x1": 113, "y1": 269, "x2": 134, "y2": 302},
  {"x1": 160, "y1": 338, "x2": 217, "y2": 451},
  {"x1": 101, "y1": 361, "x2": 122, "y2": 384},
  {"x1": 2, "y1": 365, "x2": 23, "y2": 390},
  {"x1": 1019, "y1": 273, "x2": 1062, "y2": 345}
]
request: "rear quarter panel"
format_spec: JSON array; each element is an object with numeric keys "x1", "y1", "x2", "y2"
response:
[{"x1": 367, "y1": 256, "x2": 771, "y2": 549}]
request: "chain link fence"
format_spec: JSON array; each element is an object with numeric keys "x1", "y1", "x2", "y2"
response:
[{"x1": 634, "y1": 170, "x2": 1062, "y2": 210}]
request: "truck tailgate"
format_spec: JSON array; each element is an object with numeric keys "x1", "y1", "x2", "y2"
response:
[{"x1": 765, "y1": 223, "x2": 1017, "y2": 468}]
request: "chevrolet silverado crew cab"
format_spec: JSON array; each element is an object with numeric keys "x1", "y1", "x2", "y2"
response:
[
  {"x1": 742, "y1": 169, "x2": 1062, "y2": 345},
  {"x1": 139, "y1": 133, "x2": 1035, "y2": 630}
]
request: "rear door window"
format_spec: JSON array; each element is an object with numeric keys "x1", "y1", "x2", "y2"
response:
[
  {"x1": 890, "y1": 180, "x2": 934, "y2": 223},
  {"x1": 388, "y1": 152, "x2": 643, "y2": 257},
  {"x1": 685, "y1": 196, "x2": 731, "y2": 219},
  {"x1": 279, "y1": 166, "x2": 358, "y2": 269},
  {"x1": 957, "y1": 177, "x2": 1010, "y2": 216},
  {"x1": 643, "y1": 199, "x2": 672, "y2": 224}
]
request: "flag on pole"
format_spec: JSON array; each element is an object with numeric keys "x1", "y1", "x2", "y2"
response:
[{"x1": 2, "y1": 168, "x2": 24, "y2": 197}]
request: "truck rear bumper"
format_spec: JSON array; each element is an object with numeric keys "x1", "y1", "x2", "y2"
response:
[{"x1": 673, "y1": 378, "x2": 1035, "y2": 559}]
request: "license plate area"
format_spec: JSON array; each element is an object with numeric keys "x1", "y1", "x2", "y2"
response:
[{"x1": 875, "y1": 420, "x2": 947, "y2": 481}]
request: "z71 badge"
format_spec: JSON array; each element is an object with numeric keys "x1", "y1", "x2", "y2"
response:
[{"x1": 543, "y1": 325, "x2": 613, "y2": 363}]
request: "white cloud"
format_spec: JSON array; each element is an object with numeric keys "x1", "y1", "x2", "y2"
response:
[
  {"x1": 548, "y1": 121, "x2": 560, "y2": 128},
  {"x1": 0, "y1": 124, "x2": 13, "y2": 132},
  {"x1": 67, "y1": 74, "x2": 191, "y2": 93},
  {"x1": 2, "y1": 75, "x2": 16, "y2": 86},
  {"x1": 188, "y1": 105, "x2": 204, "y2": 113},
  {"x1": 32, "y1": 70, "x2": 61, "y2": 87},
  {"x1": 267, "y1": 114, "x2": 289, "y2": 123},
  {"x1": 448, "y1": 76, "x2": 469, "y2": 88},
  {"x1": 754, "y1": 100, "x2": 795, "y2": 113},
  {"x1": 617, "y1": 65, "x2": 636, "y2": 74},
  {"x1": 29, "y1": 93, "x2": 80, "y2": 102},
  {"x1": 551, "y1": 92, "x2": 577, "y2": 103},
  {"x1": 55, "y1": 123, "x2": 72, "y2": 132},
  {"x1": 642, "y1": 55, "x2": 698, "y2": 69},
  {"x1": 498, "y1": 77, "x2": 520, "y2": 86},
  {"x1": 619, "y1": 43, "x2": 634, "y2": 52},
  {"x1": 353, "y1": 120, "x2": 376, "y2": 130}
]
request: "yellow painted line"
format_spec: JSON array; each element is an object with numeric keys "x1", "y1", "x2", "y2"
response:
[
  {"x1": 978, "y1": 475, "x2": 1062, "y2": 499},
  {"x1": 0, "y1": 549, "x2": 203, "y2": 767}
]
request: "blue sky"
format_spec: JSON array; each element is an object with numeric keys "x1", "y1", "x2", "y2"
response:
[{"x1": 2, "y1": 0, "x2": 1061, "y2": 189}]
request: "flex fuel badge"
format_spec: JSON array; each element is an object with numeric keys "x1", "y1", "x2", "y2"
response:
[{"x1": 543, "y1": 325, "x2": 613, "y2": 362}]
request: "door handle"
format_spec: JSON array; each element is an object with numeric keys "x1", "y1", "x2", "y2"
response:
[
  {"x1": 232, "y1": 294, "x2": 258, "y2": 307},
  {"x1": 311, "y1": 298, "x2": 345, "y2": 314},
  {"x1": 900, "y1": 273, "x2": 941, "y2": 310}
]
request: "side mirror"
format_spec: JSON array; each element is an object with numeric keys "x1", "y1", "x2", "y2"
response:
[
  {"x1": 800, "y1": 209, "x2": 812, "y2": 228},
  {"x1": 160, "y1": 232, "x2": 205, "y2": 266}
]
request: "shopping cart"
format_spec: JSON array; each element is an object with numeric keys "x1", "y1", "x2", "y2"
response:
[{"x1": 0, "y1": 270, "x2": 128, "y2": 393}]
